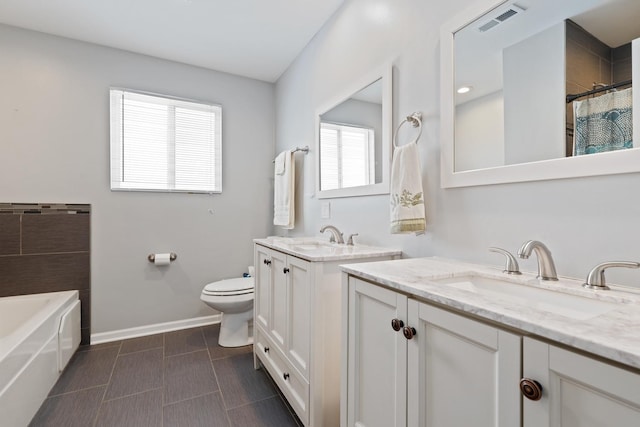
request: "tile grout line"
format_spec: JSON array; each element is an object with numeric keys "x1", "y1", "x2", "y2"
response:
[
  {"x1": 100, "y1": 387, "x2": 164, "y2": 405},
  {"x1": 46, "y1": 383, "x2": 108, "y2": 399},
  {"x1": 119, "y1": 344, "x2": 164, "y2": 357},
  {"x1": 162, "y1": 391, "x2": 221, "y2": 408},
  {"x1": 224, "y1": 393, "x2": 280, "y2": 412},
  {"x1": 207, "y1": 339, "x2": 233, "y2": 426},
  {"x1": 164, "y1": 346, "x2": 210, "y2": 360},
  {"x1": 92, "y1": 340, "x2": 123, "y2": 427}
]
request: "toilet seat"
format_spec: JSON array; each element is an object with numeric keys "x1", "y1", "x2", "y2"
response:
[
  {"x1": 200, "y1": 276, "x2": 255, "y2": 347},
  {"x1": 202, "y1": 277, "x2": 254, "y2": 297}
]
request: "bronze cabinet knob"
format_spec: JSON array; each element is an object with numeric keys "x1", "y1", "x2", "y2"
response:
[
  {"x1": 403, "y1": 326, "x2": 417, "y2": 340},
  {"x1": 283, "y1": 373, "x2": 290, "y2": 380},
  {"x1": 263, "y1": 259, "x2": 271, "y2": 266},
  {"x1": 391, "y1": 318, "x2": 404, "y2": 331},
  {"x1": 283, "y1": 267, "x2": 290, "y2": 274},
  {"x1": 264, "y1": 346, "x2": 269, "y2": 353},
  {"x1": 520, "y1": 378, "x2": 543, "y2": 401}
]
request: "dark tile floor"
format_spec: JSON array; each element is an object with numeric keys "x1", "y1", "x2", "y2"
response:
[{"x1": 29, "y1": 325, "x2": 301, "y2": 427}]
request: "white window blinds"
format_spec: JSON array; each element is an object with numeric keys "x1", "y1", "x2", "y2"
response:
[
  {"x1": 320, "y1": 122, "x2": 374, "y2": 190},
  {"x1": 110, "y1": 89, "x2": 222, "y2": 193}
]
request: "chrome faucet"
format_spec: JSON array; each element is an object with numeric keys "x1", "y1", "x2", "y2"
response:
[
  {"x1": 583, "y1": 261, "x2": 640, "y2": 290},
  {"x1": 489, "y1": 247, "x2": 521, "y2": 275},
  {"x1": 517, "y1": 240, "x2": 558, "y2": 281},
  {"x1": 320, "y1": 225, "x2": 344, "y2": 244}
]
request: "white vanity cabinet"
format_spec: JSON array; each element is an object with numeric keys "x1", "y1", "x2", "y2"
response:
[
  {"x1": 255, "y1": 245, "x2": 310, "y2": 378},
  {"x1": 254, "y1": 241, "x2": 400, "y2": 427},
  {"x1": 343, "y1": 277, "x2": 520, "y2": 427},
  {"x1": 343, "y1": 275, "x2": 640, "y2": 427},
  {"x1": 255, "y1": 245, "x2": 311, "y2": 424}
]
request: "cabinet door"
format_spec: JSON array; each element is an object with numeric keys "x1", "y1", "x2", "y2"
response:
[
  {"x1": 269, "y1": 250, "x2": 288, "y2": 349},
  {"x1": 407, "y1": 300, "x2": 521, "y2": 427},
  {"x1": 523, "y1": 337, "x2": 640, "y2": 427},
  {"x1": 346, "y1": 278, "x2": 407, "y2": 427},
  {"x1": 255, "y1": 245, "x2": 273, "y2": 331},
  {"x1": 285, "y1": 255, "x2": 310, "y2": 378}
]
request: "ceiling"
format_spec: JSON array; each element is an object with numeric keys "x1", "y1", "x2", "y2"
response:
[{"x1": 0, "y1": 0, "x2": 345, "y2": 82}]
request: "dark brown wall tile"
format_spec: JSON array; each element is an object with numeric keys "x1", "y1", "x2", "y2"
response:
[
  {"x1": 613, "y1": 58, "x2": 632, "y2": 83},
  {"x1": 79, "y1": 290, "x2": 91, "y2": 326},
  {"x1": 22, "y1": 214, "x2": 90, "y2": 254},
  {"x1": 566, "y1": 39, "x2": 602, "y2": 89},
  {"x1": 0, "y1": 215, "x2": 21, "y2": 255},
  {"x1": 1, "y1": 204, "x2": 92, "y2": 344},
  {"x1": 0, "y1": 253, "x2": 90, "y2": 296},
  {"x1": 79, "y1": 289, "x2": 92, "y2": 344},
  {"x1": 612, "y1": 43, "x2": 632, "y2": 61}
]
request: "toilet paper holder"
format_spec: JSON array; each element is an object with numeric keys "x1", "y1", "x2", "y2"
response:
[{"x1": 147, "y1": 253, "x2": 177, "y2": 263}]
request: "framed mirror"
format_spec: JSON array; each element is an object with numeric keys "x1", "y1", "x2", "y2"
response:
[
  {"x1": 441, "y1": 0, "x2": 640, "y2": 188},
  {"x1": 315, "y1": 64, "x2": 392, "y2": 198}
]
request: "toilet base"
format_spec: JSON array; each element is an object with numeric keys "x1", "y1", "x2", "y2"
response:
[{"x1": 218, "y1": 309, "x2": 253, "y2": 348}]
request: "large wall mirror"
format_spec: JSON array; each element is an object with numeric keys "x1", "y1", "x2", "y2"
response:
[
  {"x1": 316, "y1": 64, "x2": 392, "y2": 198},
  {"x1": 441, "y1": 0, "x2": 640, "y2": 188}
]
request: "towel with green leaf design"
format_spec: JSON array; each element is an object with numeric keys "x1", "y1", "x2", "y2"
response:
[{"x1": 390, "y1": 142, "x2": 425, "y2": 234}]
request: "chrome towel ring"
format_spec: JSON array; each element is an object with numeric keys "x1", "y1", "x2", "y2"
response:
[{"x1": 393, "y1": 112, "x2": 422, "y2": 147}]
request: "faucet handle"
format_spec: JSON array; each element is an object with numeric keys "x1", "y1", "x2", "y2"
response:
[
  {"x1": 347, "y1": 233, "x2": 359, "y2": 246},
  {"x1": 583, "y1": 261, "x2": 640, "y2": 290},
  {"x1": 489, "y1": 247, "x2": 522, "y2": 275}
]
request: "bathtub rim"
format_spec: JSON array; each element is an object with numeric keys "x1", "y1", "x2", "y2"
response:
[{"x1": 0, "y1": 290, "x2": 79, "y2": 365}]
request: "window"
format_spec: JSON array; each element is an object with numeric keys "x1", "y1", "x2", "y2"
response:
[
  {"x1": 110, "y1": 89, "x2": 222, "y2": 193},
  {"x1": 319, "y1": 122, "x2": 375, "y2": 190}
]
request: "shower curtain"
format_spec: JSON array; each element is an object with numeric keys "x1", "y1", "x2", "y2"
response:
[{"x1": 573, "y1": 87, "x2": 633, "y2": 156}]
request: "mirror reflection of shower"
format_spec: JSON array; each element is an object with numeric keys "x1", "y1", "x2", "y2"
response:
[
  {"x1": 565, "y1": 20, "x2": 633, "y2": 157},
  {"x1": 452, "y1": 0, "x2": 639, "y2": 172}
]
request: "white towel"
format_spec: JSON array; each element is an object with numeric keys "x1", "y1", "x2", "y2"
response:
[
  {"x1": 390, "y1": 142, "x2": 426, "y2": 234},
  {"x1": 274, "y1": 151, "x2": 286, "y2": 175},
  {"x1": 274, "y1": 150, "x2": 295, "y2": 229}
]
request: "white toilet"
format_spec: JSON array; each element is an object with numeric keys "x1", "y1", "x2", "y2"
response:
[{"x1": 200, "y1": 276, "x2": 254, "y2": 347}]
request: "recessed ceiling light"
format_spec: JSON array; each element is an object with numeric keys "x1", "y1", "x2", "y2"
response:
[{"x1": 457, "y1": 86, "x2": 472, "y2": 94}]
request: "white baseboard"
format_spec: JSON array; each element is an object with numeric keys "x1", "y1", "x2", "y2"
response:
[{"x1": 90, "y1": 314, "x2": 222, "y2": 345}]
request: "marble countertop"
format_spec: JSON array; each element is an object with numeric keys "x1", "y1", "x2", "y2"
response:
[
  {"x1": 341, "y1": 257, "x2": 640, "y2": 370},
  {"x1": 254, "y1": 237, "x2": 402, "y2": 262}
]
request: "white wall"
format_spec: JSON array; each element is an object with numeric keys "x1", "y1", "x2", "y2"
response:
[
  {"x1": 455, "y1": 90, "x2": 504, "y2": 171},
  {"x1": 275, "y1": 0, "x2": 640, "y2": 289},
  {"x1": 504, "y1": 22, "x2": 566, "y2": 164},
  {"x1": 0, "y1": 24, "x2": 275, "y2": 334}
]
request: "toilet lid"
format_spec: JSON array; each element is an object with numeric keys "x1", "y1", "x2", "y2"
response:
[{"x1": 203, "y1": 277, "x2": 254, "y2": 296}]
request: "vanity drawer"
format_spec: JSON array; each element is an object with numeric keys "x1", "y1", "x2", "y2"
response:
[{"x1": 255, "y1": 328, "x2": 309, "y2": 425}]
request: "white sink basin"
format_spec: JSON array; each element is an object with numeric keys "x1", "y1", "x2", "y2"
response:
[
  {"x1": 291, "y1": 242, "x2": 360, "y2": 256},
  {"x1": 433, "y1": 274, "x2": 618, "y2": 320},
  {"x1": 293, "y1": 243, "x2": 331, "y2": 250}
]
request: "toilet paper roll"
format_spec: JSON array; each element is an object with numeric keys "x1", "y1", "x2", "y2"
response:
[{"x1": 153, "y1": 253, "x2": 171, "y2": 266}]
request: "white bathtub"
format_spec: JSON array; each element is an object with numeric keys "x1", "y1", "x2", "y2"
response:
[{"x1": 0, "y1": 291, "x2": 81, "y2": 427}]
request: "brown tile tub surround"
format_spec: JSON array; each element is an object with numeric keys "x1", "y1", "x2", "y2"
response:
[{"x1": 0, "y1": 203, "x2": 91, "y2": 344}]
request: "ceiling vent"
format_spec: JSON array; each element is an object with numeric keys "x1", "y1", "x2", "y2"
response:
[{"x1": 478, "y1": 3, "x2": 526, "y2": 32}]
